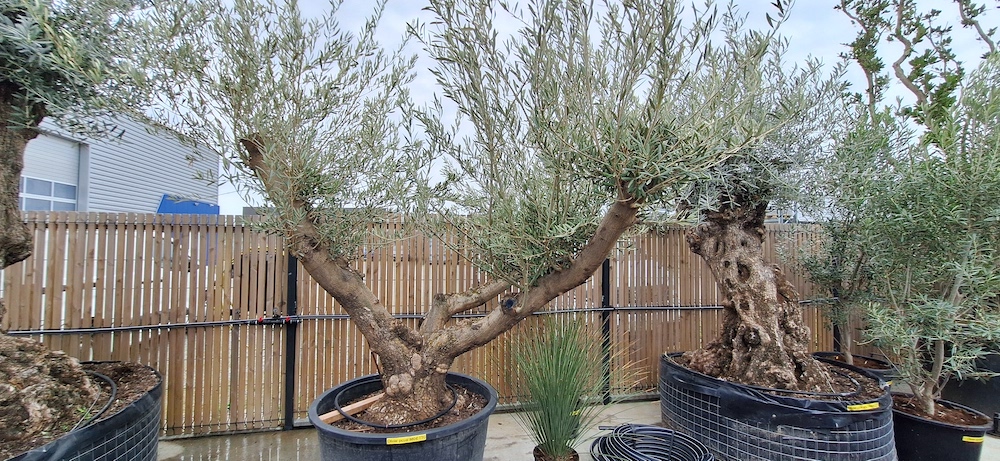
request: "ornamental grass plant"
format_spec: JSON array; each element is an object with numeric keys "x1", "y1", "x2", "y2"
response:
[{"x1": 507, "y1": 317, "x2": 634, "y2": 460}]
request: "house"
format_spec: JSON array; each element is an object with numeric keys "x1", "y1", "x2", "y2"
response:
[{"x1": 20, "y1": 116, "x2": 218, "y2": 214}]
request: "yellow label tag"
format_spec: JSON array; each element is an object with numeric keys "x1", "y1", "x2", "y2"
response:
[
  {"x1": 846, "y1": 402, "x2": 880, "y2": 411},
  {"x1": 962, "y1": 436, "x2": 985, "y2": 443},
  {"x1": 386, "y1": 434, "x2": 427, "y2": 445}
]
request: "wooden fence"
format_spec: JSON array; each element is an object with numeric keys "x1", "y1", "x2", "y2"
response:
[{"x1": 1, "y1": 212, "x2": 832, "y2": 437}]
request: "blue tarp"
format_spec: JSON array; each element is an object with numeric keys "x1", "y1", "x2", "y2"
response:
[{"x1": 156, "y1": 194, "x2": 220, "y2": 215}]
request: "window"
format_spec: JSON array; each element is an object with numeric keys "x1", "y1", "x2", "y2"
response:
[{"x1": 19, "y1": 177, "x2": 77, "y2": 211}]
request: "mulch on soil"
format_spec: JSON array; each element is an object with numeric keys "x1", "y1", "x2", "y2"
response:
[
  {"x1": 330, "y1": 385, "x2": 487, "y2": 434},
  {"x1": 893, "y1": 394, "x2": 992, "y2": 426},
  {"x1": 672, "y1": 354, "x2": 887, "y2": 402}
]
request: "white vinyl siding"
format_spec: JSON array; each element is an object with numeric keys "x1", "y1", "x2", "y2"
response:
[
  {"x1": 23, "y1": 132, "x2": 80, "y2": 185},
  {"x1": 85, "y1": 117, "x2": 217, "y2": 213}
]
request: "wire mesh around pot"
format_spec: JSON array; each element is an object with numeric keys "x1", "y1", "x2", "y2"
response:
[{"x1": 659, "y1": 353, "x2": 897, "y2": 461}]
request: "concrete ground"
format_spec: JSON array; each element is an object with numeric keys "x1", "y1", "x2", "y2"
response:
[{"x1": 158, "y1": 400, "x2": 1000, "y2": 460}]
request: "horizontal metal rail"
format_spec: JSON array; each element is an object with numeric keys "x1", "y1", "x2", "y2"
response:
[{"x1": 6, "y1": 299, "x2": 828, "y2": 336}]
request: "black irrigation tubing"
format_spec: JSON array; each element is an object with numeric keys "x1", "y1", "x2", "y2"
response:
[
  {"x1": 591, "y1": 424, "x2": 715, "y2": 461},
  {"x1": 7, "y1": 298, "x2": 832, "y2": 336},
  {"x1": 331, "y1": 382, "x2": 459, "y2": 430},
  {"x1": 75, "y1": 370, "x2": 117, "y2": 430},
  {"x1": 744, "y1": 368, "x2": 862, "y2": 398}
]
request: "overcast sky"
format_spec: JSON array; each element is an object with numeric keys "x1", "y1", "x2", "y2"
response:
[{"x1": 217, "y1": 0, "x2": 998, "y2": 214}]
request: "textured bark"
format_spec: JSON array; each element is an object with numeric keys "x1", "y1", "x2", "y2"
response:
[
  {"x1": 684, "y1": 203, "x2": 831, "y2": 391},
  {"x1": 0, "y1": 334, "x2": 99, "y2": 444},
  {"x1": 0, "y1": 90, "x2": 40, "y2": 270}
]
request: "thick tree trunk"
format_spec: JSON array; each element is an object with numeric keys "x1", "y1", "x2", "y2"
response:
[
  {"x1": 0, "y1": 98, "x2": 36, "y2": 270},
  {"x1": 0, "y1": 88, "x2": 42, "y2": 271},
  {"x1": 363, "y1": 348, "x2": 457, "y2": 426},
  {"x1": 684, "y1": 203, "x2": 831, "y2": 391},
  {"x1": 0, "y1": 326, "x2": 99, "y2": 445}
]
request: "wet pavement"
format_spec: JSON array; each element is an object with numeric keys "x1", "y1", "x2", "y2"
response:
[
  {"x1": 158, "y1": 400, "x2": 1000, "y2": 460},
  {"x1": 157, "y1": 400, "x2": 660, "y2": 461}
]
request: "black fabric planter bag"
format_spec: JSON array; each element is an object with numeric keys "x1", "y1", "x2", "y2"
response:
[
  {"x1": 10, "y1": 362, "x2": 163, "y2": 461},
  {"x1": 660, "y1": 353, "x2": 896, "y2": 461},
  {"x1": 892, "y1": 395, "x2": 991, "y2": 461},
  {"x1": 308, "y1": 372, "x2": 498, "y2": 461}
]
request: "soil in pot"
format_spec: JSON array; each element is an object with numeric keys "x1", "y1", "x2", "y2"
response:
[
  {"x1": 533, "y1": 445, "x2": 579, "y2": 461},
  {"x1": 892, "y1": 394, "x2": 990, "y2": 426},
  {"x1": 673, "y1": 353, "x2": 887, "y2": 402},
  {"x1": 331, "y1": 384, "x2": 487, "y2": 433},
  {"x1": 309, "y1": 373, "x2": 498, "y2": 461},
  {"x1": 815, "y1": 352, "x2": 894, "y2": 371}
]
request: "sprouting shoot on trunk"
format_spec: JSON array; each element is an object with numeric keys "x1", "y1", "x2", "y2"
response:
[{"x1": 152, "y1": 0, "x2": 821, "y2": 426}]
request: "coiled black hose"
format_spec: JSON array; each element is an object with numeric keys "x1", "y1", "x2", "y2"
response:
[{"x1": 590, "y1": 424, "x2": 715, "y2": 461}]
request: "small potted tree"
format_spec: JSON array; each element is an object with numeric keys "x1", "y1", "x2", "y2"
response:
[
  {"x1": 853, "y1": 66, "x2": 1000, "y2": 460},
  {"x1": 799, "y1": 157, "x2": 896, "y2": 381},
  {"x1": 834, "y1": 2, "x2": 1000, "y2": 460}
]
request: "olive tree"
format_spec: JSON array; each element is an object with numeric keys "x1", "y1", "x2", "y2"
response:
[
  {"x1": 0, "y1": 0, "x2": 200, "y2": 449},
  {"x1": 677, "y1": 38, "x2": 850, "y2": 390},
  {"x1": 834, "y1": 0, "x2": 1000, "y2": 416},
  {"x1": 154, "y1": 0, "x2": 815, "y2": 425}
]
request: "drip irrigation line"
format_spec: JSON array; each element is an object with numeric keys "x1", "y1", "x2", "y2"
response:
[
  {"x1": 331, "y1": 383, "x2": 458, "y2": 430},
  {"x1": 75, "y1": 371, "x2": 117, "y2": 430}
]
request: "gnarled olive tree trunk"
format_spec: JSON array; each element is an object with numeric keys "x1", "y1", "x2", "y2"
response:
[
  {"x1": 683, "y1": 203, "x2": 830, "y2": 391},
  {"x1": 0, "y1": 87, "x2": 38, "y2": 271}
]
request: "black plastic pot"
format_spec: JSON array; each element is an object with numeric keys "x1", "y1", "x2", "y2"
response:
[
  {"x1": 659, "y1": 352, "x2": 897, "y2": 461},
  {"x1": 812, "y1": 351, "x2": 899, "y2": 384},
  {"x1": 941, "y1": 353, "x2": 1000, "y2": 419},
  {"x1": 308, "y1": 372, "x2": 498, "y2": 461},
  {"x1": 892, "y1": 394, "x2": 992, "y2": 461},
  {"x1": 10, "y1": 362, "x2": 163, "y2": 461}
]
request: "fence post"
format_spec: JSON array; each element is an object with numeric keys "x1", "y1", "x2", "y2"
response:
[
  {"x1": 600, "y1": 258, "x2": 612, "y2": 404},
  {"x1": 284, "y1": 254, "x2": 298, "y2": 430}
]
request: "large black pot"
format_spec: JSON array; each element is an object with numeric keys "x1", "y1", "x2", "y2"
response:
[
  {"x1": 10, "y1": 362, "x2": 163, "y2": 461},
  {"x1": 812, "y1": 351, "x2": 899, "y2": 384},
  {"x1": 892, "y1": 394, "x2": 992, "y2": 461},
  {"x1": 941, "y1": 353, "x2": 1000, "y2": 419},
  {"x1": 659, "y1": 352, "x2": 897, "y2": 461},
  {"x1": 308, "y1": 372, "x2": 497, "y2": 461}
]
